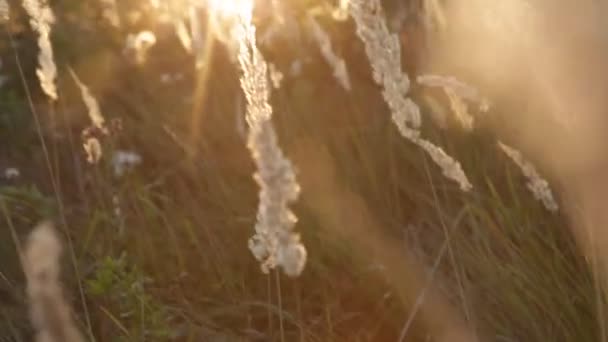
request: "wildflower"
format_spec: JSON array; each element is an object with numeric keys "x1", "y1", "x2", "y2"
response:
[
  {"x1": 498, "y1": 142, "x2": 559, "y2": 212},
  {"x1": 4, "y1": 167, "x2": 20, "y2": 179},
  {"x1": 349, "y1": 0, "x2": 472, "y2": 191},
  {"x1": 22, "y1": 0, "x2": 58, "y2": 100},
  {"x1": 112, "y1": 150, "x2": 142, "y2": 177},
  {"x1": 235, "y1": 2, "x2": 307, "y2": 277},
  {"x1": 23, "y1": 222, "x2": 85, "y2": 342}
]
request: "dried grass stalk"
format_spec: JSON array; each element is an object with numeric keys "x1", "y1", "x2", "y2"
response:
[
  {"x1": 499, "y1": 142, "x2": 559, "y2": 212},
  {"x1": 23, "y1": 222, "x2": 84, "y2": 342},
  {"x1": 69, "y1": 69, "x2": 107, "y2": 164},
  {"x1": 0, "y1": 0, "x2": 9, "y2": 21},
  {"x1": 308, "y1": 16, "x2": 351, "y2": 91},
  {"x1": 235, "y1": 3, "x2": 306, "y2": 277},
  {"x1": 22, "y1": 0, "x2": 58, "y2": 100},
  {"x1": 349, "y1": 0, "x2": 472, "y2": 191}
]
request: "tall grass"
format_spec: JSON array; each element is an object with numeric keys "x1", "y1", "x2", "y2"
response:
[
  {"x1": 0, "y1": 0, "x2": 604, "y2": 341},
  {"x1": 23, "y1": 223, "x2": 84, "y2": 342},
  {"x1": 22, "y1": 0, "x2": 57, "y2": 101},
  {"x1": 235, "y1": 1, "x2": 307, "y2": 277},
  {"x1": 348, "y1": 0, "x2": 472, "y2": 192}
]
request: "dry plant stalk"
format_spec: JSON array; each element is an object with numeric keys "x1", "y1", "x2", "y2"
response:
[
  {"x1": 235, "y1": 2, "x2": 307, "y2": 277},
  {"x1": 417, "y1": 74, "x2": 490, "y2": 131},
  {"x1": 189, "y1": 6, "x2": 206, "y2": 68},
  {"x1": 349, "y1": 0, "x2": 472, "y2": 191},
  {"x1": 499, "y1": 142, "x2": 559, "y2": 212},
  {"x1": 69, "y1": 70, "x2": 106, "y2": 131},
  {"x1": 23, "y1": 222, "x2": 85, "y2": 342},
  {"x1": 307, "y1": 16, "x2": 351, "y2": 91},
  {"x1": 22, "y1": 0, "x2": 58, "y2": 100},
  {"x1": 69, "y1": 69, "x2": 107, "y2": 164},
  {"x1": 174, "y1": 18, "x2": 192, "y2": 53},
  {"x1": 444, "y1": 88, "x2": 474, "y2": 131},
  {"x1": 417, "y1": 75, "x2": 477, "y2": 131},
  {"x1": 0, "y1": 0, "x2": 8, "y2": 21}
]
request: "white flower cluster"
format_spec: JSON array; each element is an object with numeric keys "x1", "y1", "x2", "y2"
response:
[
  {"x1": 236, "y1": 4, "x2": 306, "y2": 277},
  {"x1": 308, "y1": 16, "x2": 351, "y2": 91},
  {"x1": 22, "y1": 0, "x2": 58, "y2": 100},
  {"x1": 349, "y1": 0, "x2": 472, "y2": 191},
  {"x1": 112, "y1": 150, "x2": 142, "y2": 177},
  {"x1": 499, "y1": 142, "x2": 559, "y2": 212}
]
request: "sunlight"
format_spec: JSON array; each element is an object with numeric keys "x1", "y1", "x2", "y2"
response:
[
  {"x1": 187, "y1": 0, "x2": 254, "y2": 148},
  {"x1": 207, "y1": 0, "x2": 253, "y2": 21}
]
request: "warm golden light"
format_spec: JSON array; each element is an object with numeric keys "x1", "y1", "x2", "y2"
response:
[{"x1": 207, "y1": 0, "x2": 253, "y2": 20}]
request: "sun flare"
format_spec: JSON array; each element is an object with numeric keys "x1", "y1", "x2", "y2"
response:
[{"x1": 207, "y1": 0, "x2": 253, "y2": 20}]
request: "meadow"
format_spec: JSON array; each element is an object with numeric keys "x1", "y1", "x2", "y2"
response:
[{"x1": 0, "y1": 0, "x2": 606, "y2": 341}]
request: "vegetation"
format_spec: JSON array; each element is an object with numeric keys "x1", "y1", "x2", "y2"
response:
[{"x1": 0, "y1": 0, "x2": 604, "y2": 341}]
